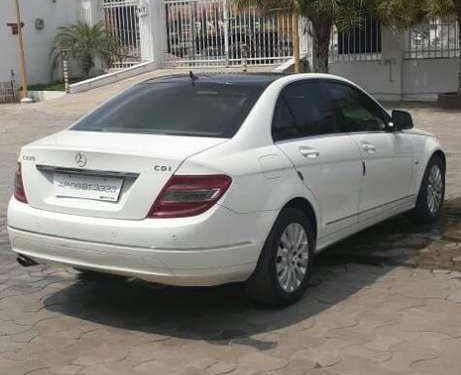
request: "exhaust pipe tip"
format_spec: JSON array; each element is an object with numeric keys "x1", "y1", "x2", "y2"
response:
[{"x1": 17, "y1": 255, "x2": 38, "y2": 268}]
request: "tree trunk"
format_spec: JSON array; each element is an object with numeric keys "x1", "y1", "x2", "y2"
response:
[
  {"x1": 458, "y1": 11, "x2": 461, "y2": 94},
  {"x1": 292, "y1": 13, "x2": 301, "y2": 73},
  {"x1": 311, "y1": 20, "x2": 332, "y2": 73}
]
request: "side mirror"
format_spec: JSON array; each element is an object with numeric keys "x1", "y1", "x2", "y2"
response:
[{"x1": 390, "y1": 110, "x2": 414, "y2": 131}]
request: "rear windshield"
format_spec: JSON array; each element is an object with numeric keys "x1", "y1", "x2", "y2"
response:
[{"x1": 71, "y1": 81, "x2": 265, "y2": 138}]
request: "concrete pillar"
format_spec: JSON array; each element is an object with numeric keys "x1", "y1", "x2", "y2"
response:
[
  {"x1": 139, "y1": 0, "x2": 167, "y2": 67},
  {"x1": 299, "y1": 17, "x2": 311, "y2": 57},
  {"x1": 78, "y1": 0, "x2": 103, "y2": 26},
  {"x1": 379, "y1": 26, "x2": 406, "y2": 100}
]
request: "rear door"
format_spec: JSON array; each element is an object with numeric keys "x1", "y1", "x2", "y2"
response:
[
  {"x1": 322, "y1": 81, "x2": 414, "y2": 221},
  {"x1": 273, "y1": 81, "x2": 363, "y2": 238}
]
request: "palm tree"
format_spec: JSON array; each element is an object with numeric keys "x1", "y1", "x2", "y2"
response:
[
  {"x1": 51, "y1": 22, "x2": 118, "y2": 79},
  {"x1": 234, "y1": 0, "x2": 368, "y2": 73},
  {"x1": 302, "y1": 1, "x2": 370, "y2": 72}
]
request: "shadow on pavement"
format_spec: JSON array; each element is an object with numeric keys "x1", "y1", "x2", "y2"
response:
[
  {"x1": 319, "y1": 198, "x2": 461, "y2": 270},
  {"x1": 43, "y1": 199, "x2": 461, "y2": 350}
]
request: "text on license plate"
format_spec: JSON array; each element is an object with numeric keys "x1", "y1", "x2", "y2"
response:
[{"x1": 54, "y1": 173, "x2": 123, "y2": 202}]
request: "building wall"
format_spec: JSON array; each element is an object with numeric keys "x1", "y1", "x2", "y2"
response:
[
  {"x1": 331, "y1": 58, "x2": 459, "y2": 101},
  {"x1": 0, "y1": 0, "x2": 80, "y2": 85},
  {"x1": 402, "y1": 58, "x2": 459, "y2": 100},
  {"x1": 331, "y1": 60, "x2": 400, "y2": 100}
]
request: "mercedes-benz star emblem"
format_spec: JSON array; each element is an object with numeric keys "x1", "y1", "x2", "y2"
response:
[{"x1": 75, "y1": 152, "x2": 87, "y2": 168}]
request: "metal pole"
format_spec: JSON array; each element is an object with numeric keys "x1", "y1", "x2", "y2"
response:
[
  {"x1": 223, "y1": 0, "x2": 230, "y2": 67},
  {"x1": 14, "y1": 0, "x2": 31, "y2": 102},
  {"x1": 61, "y1": 49, "x2": 70, "y2": 94},
  {"x1": 10, "y1": 70, "x2": 16, "y2": 102},
  {"x1": 292, "y1": 13, "x2": 300, "y2": 73}
]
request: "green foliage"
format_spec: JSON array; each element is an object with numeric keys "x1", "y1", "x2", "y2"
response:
[
  {"x1": 373, "y1": 0, "x2": 461, "y2": 26},
  {"x1": 234, "y1": 0, "x2": 368, "y2": 31},
  {"x1": 234, "y1": 0, "x2": 294, "y2": 13},
  {"x1": 422, "y1": 0, "x2": 461, "y2": 18},
  {"x1": 234, "y1": 0, "x2": 461, "y2": 29},
  {"x1": 299, "y1": 0, "x2": 368, "y2": 31},
  {"x1": 372, "y1": 0, "x2": 425, "y2": 27},
  {"x1": 50, "y1": 22, "x2": 118, "y2": 78}
]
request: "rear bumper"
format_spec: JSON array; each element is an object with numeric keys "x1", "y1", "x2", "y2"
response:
[
  {"x1": 7, "y1": 198, "x2": 277, "y2": 286},
  {"x1": 8, "y1": 227, "x2": 259, "y2": 286}
]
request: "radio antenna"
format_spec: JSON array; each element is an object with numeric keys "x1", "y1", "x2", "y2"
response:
[{"x1": 189, "y1": 71, "x2": 199, "y2": 86}]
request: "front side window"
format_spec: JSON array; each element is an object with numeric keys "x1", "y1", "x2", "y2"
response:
[
  {"x1": 272, "y1": 81, "x2": 339, "y2": 141},
  {"x1": 324, "y1": 82, "x2": 388, "y2": 133},
  {"x1": 72, "y1": 81, "x2": 265, "y2": 138}
]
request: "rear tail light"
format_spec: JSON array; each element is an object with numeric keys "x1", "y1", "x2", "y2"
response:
[
  {"x1": 14, "y1": 162, "x2": 28, "y2": 203},
  {"x1": 148, "y1": 175, "x2": 232, "y2": 218}
]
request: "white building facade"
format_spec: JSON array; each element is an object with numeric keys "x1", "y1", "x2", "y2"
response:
[{"x1": 0, "y1": 0, "x2": 81, "y2": 85}]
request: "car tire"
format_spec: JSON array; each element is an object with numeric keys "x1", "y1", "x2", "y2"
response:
[
  {"x1": 245, "y1": 208, "x2": 315, "y2": 307},
  {"x1": 412, "y1": 155, "x2": 445, "y2": 224}
]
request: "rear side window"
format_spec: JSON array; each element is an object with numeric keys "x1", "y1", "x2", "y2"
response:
[
  {"x1": 272, "y1": 81, "x2": 338, "y2": 141},
  {"x1": 323, "y1": 82, "x2": 388, "y2": 132},
  {"x1": 272, "y1": 97, "x2": 299, "y2": 141},
  {"x1": 72, "y1": 82, "x2": 264, "y2": 138}
]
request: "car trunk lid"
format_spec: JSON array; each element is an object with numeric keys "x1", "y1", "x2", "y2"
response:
[{"x1": 20, "y1": 130, "x2": 226, "y2": 220}]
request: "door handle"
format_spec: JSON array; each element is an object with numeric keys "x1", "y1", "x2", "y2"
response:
[
  {"x1": 362, "y1": 144, "x2": 376, "y2": 154},
  {"x1": 299, "y1": 147, "x2": 320, "y2": 159}
]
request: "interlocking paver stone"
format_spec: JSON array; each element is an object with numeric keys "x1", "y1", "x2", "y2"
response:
[{"x1": 0, "y1": 69, "x2": 460, "y2": 374}]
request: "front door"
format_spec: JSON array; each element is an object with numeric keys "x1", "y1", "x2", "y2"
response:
[{"x1": 322, "y1": 81, "x2": 414, "y2": 222}]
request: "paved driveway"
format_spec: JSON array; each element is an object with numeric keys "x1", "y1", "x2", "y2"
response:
[{"x1": 0, "y1": 71, "x2": 460, "y2": 375}]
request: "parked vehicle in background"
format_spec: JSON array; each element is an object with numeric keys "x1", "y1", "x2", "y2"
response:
[{"x1": 8, "y1": 73, "x2": 446, "y2": 306}]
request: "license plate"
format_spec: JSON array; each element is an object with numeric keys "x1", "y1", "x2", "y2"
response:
[{"x1": 54, "y1": 173, "x2": 123, "y2": 202}]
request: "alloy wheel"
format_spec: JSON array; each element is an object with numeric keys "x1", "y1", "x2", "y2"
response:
[
  {"x1": 427, "y1": 164, "x2": 443, "y2": 215},
  {"x1": 276, "y1": 223, "x2": 309, "y2": 293}
]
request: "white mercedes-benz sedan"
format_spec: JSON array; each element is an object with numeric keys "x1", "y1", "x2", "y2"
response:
[{"x1": 8, "y1": 73, "x2": 446, "y2": 306}]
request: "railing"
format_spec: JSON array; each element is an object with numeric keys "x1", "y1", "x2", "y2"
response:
[
  {"x1": 164, "y1": 0, "x2": 294, "y2": 67},
  {"x1": 405, "y1": 18, "x2": 460, "y2": 59},
  {"x1": 330, "y1": 16, "x2": 382, "y2": 62},
  {"x1": 109, "y1": 61, "x2": 143, "y2": 70},
  {"x1": 102, "y1": 0, "x2": 142, "y2": 69},
  {"x1": 0, "y1": 82, "x2": 18, "y2": 103}
]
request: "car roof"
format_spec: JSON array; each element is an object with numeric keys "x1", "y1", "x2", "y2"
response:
[{"x1": 140, "y1": 72, "x2": 287, "y2": 87}]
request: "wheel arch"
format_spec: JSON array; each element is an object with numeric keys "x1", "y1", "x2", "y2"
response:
[
  {"x1": 412, "y1": 148, "x2": 446, "y2": 224},
  {"x1": 283, "y1": 197, "x2": 318, "y2": 240},
  {"x1": 431, "y1": 150, "x2": 446, "y2": 170},
  {"x1": 415, "y1": 147, "x2": 446, "y2": 200}
]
